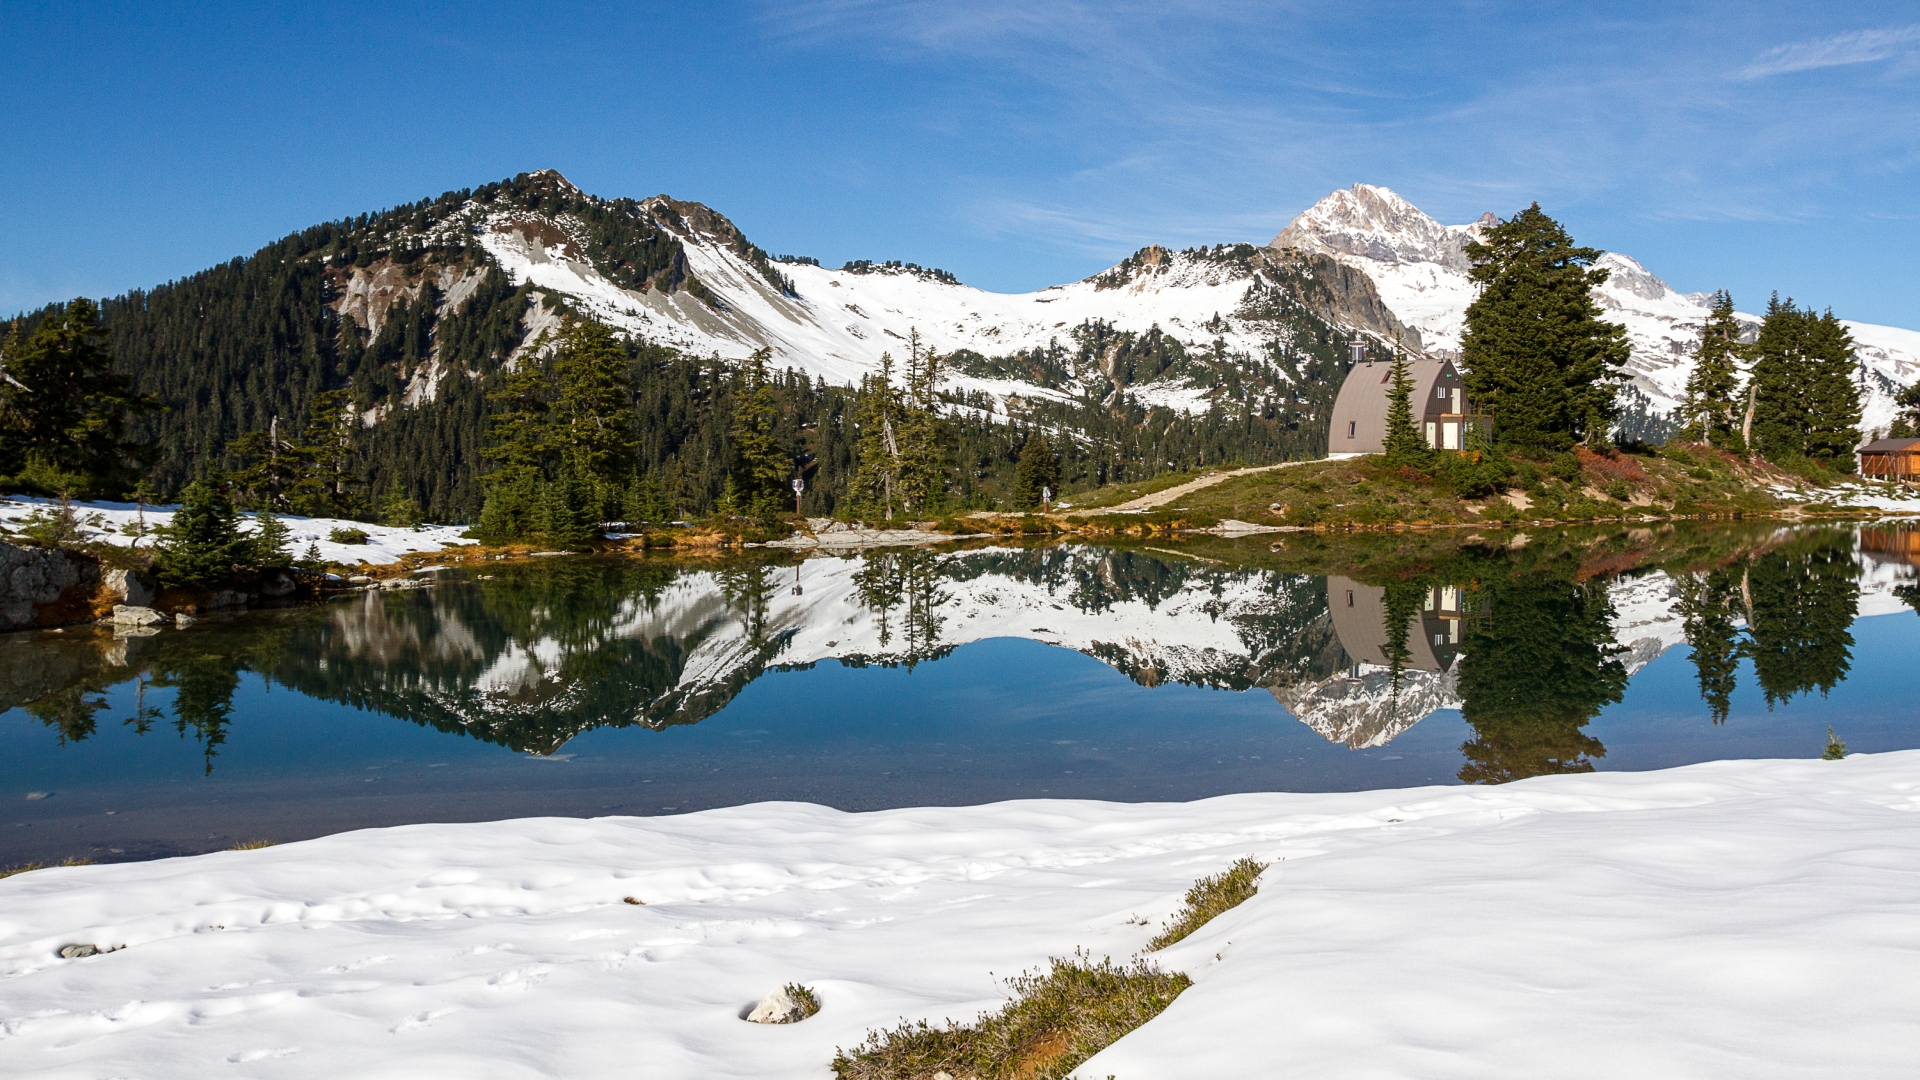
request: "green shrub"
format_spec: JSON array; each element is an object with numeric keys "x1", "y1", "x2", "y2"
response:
[
  {"x1": 831, "y1": 951, "x2": 1188, "y2": 1080},
  {"x1": 1605, "y1": 479, "x2": 1631, "y2": 501},
  {"x1": 328, "y1": 527, "x2": 370, "y2": 545},
  {"x1": 1149, "y1": 856, "x2": 1268, "y2": 950}
]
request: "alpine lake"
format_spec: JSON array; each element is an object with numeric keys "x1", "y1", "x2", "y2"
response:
[{"x1": 5, "y1": 520, "x2": 1918, "y2": 867}]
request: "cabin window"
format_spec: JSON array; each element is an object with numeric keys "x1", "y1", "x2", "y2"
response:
[
  {"x1": 1347, "y1": 421, "x2": 1356, "y2": 438},
  {"x1": 1346, "y1": 590, "x2": 1354, "y2": 607}
]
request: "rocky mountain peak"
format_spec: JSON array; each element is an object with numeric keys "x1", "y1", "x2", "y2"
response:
[{"x1": 1270, "y1": 183, "x2": 1472, "y2": 271}]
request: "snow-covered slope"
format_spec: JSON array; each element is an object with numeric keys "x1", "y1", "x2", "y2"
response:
[
  {"x1": 357, "y1": 171, "x2": 1414, "y2": 427},
  {"x1": 5, "y1": 752, "x2": 1918, "y2": 1078},
  {"x1": 1271, "y1": 184, "x2": 1920, "y2": 435}
]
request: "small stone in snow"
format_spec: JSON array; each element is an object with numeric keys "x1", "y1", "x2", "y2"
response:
[
  {"x1": 745, "y1": 988, "x2": 807, "y2": 1024},
  {"x1": 58, "y1": 943, "x2": 99, "y2": 959}
]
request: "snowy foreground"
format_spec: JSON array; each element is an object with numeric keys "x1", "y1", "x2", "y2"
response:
[{"x1": 5, "y1": 755, "x2": 1919, "y2": 1078}]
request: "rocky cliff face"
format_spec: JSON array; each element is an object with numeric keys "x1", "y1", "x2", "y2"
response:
[{"x1": 0, "y1": 543, "x2": 102, "y2": 632}]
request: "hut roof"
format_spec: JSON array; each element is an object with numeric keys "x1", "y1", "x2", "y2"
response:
[
  {"x1": 1329, "y1": 357, "x2": 1460, "y2": 455},
  {"x1": 1860, "y1": 438, "x2": 1920, "y2": 453}
]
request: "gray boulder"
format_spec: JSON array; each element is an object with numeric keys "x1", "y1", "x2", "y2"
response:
[
  {"x1": 111, "y1": 605, "x2": 166, "y2": 627},
  {"x1": 103, "y1": 567, "x2": 156, "y2": 607},
  {"x1": 0, "y1": 542, "x2": 101, "y2": 631}
]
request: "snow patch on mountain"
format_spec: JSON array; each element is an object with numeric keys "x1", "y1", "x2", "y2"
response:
[{"x1": 1272, "y1": 184, "x2": 1920, "y2": 435}]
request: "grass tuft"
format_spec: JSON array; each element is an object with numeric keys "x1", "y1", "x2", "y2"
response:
[
  {"x1": 786, "y1": 983, "x2": 822, "y2": 1019},
  {"x1": 832, "y1": 950, "x2": 1188, "y2": 1080},
  {"x1": 1147, "y1": 856, "x2": 1268, "y2": 951},
  {"x1": 230, "y1": 839, "x2": 278, "y2": 850},
  {"x1": 0, "y1": 857, "x2": 90, "y2": 880}
]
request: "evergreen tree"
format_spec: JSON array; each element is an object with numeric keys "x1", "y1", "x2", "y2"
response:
[
  {"x1": 0, "y1": 299, "x2": 157, "y2": 495},
  {"x1": 251, "y1": 509, "x2": 294, "y2": 569},
  {"x1": 1748, "y1": 296, "x2": 1862, "y2": 467},
  {"x1": 895, "y1": 330, "x2": 946, "y2": 515},
  {"x1": 728, "y1": 348, "x2": 790, "y2": 516},
  {"x1": 157, "y1": 479, "x2": 253, "y2": 587},
  {"x1": 290, "y1": 389, "x2": 364, "y2": 518},
  {"x1": 1681, "y1": 290, "x2": 1745, "y2": 448},
  {"x1": 849, "y1": 353, "x2": 904, "y2": 519},
  {"x1": 1010, "y1": 430, "x2": 1060, "y2": 510},
  {"x1": 380, "y1": 480, "x2": 422, "y2": 527},
  {"x1": 1889, "y1": 381, "x2": 1920, "y2": 439},
  {"x1": 550, "y1": 321, "x2": 636, "y2": 482},
  {"x1": 1460, "y1": 205, "x2": 1630, "y2": 451},
  {"x1": 1381, "y1": 352, "x2": 1429, "y2": 468}
]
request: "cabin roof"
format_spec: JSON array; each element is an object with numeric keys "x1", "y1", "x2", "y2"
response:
[
  {"x1": 1860, "y1": 438, "x2": 1920, "y2": 453},
  {"x1": 1328, "y1": 357, "x2": 1463, "y2": 454}
]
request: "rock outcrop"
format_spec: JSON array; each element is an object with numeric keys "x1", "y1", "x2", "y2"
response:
[{"x1": 0, "y1": 542, "x2": 103, "y2": 632}]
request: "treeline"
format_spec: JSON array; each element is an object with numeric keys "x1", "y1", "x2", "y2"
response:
[{"x1": 1679, "y1": 291, "x2": 1868, "y2": 467}]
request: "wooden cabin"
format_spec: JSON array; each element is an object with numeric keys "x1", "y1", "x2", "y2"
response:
[
  {"x1": 1328, "y1": 356, "x2": 1484, "y2": 454},
  {"x1": 1859, "y1": 437, "x2": 1920, "y2": 482}
]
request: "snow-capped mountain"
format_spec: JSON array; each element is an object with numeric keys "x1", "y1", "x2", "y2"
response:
[
  {"x1": 1270, "y1": 183, "x2": 1920, "y2": 436},
  {"x1": 348, "y1": 170, "x2": 1414, "y2": 427}
]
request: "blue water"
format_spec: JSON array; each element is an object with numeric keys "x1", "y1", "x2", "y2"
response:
[{"x1": 5, "y1": 534, "x2": 1917, "y2": 865}]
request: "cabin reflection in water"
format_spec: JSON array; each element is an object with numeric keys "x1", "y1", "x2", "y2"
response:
[
  {"x1": 1860, "y1": 524, "x2": 1920, "y2": 569},
  {"x1": 1327, "y1": 576, "x2": 1463, "y2": 675},
  {"x1": 1266, "y1": 577, "x2": 1469, "y2": 750}
]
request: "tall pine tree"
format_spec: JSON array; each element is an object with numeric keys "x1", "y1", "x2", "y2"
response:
[
  {"x1": 728, "y1": 348, "x2": 791, "y2": 516},
  {"x1": 849, "y1": 354, "x2": 903, "y2": 519},
  {"x1": 1381, "y1": 352, "x2": 1429, "y2": 468},
  {"x1": 1680, "y1": 290, "x2": 1745, "y2": 448},
  {"x1": 0, "y1": 300, "x2": 157, "y2": 496},
  {"x1": 1461, "y1": 205, "x2": 1630, "y2": 451},
  {"x1": 1748, "y1": 296, "x2": 1861, "y2": 468}
]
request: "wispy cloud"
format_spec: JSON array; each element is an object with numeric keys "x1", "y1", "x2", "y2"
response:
[{"x1": 1740, "y1": 24, "x2": 1920, "y2": 79}]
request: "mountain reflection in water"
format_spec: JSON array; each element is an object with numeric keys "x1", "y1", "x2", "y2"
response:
[{"x1": 5, "y1": 522, "x2": 1919, "y2": 861}]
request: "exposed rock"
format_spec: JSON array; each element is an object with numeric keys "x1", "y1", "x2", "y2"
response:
[
  {"x1": 57, "y1": 943, "x2": 99, "y2": 959},
  {"x1": 745, "y1": 987, "x2": 808, "y2": 1024},
  {"x1": 259, "y1": 572, "x2": 296, "y2": 598},
  {"x1": 103, "y1": 567, "x2": 156, "y2": 607},
  {"x1": 111, "y1": 605, "x2": 166, "y2": 627},
  {"x1": 174, "y1": 613, "x2": 197, "y2": 628},
  {"x1": 0, "y1": 542, "x2": 102, "y2": 631}
]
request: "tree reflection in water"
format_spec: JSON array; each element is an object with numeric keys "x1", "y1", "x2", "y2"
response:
[
  {"x1": 1454, "y1": 569, "x2": 1627, "y2": 784},
  {"x1": 0, "y1": 524, "x2": 1899, "y2": 781}
]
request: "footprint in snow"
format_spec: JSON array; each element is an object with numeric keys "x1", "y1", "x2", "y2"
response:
[{"x1": 227, "y1": 1047, "x2": 299, "y2": 1063}]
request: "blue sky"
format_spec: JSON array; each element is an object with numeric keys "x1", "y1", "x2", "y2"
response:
[{"x1": 4, "y1": 1, "x2": 1918, "y2": 326}]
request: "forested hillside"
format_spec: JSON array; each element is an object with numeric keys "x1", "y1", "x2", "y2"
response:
[{"x1": 3, "y1": 172, "x2": 1359, "y2": 522}]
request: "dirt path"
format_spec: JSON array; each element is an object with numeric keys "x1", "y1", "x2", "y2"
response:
[{"x1": 1072, "y1": 461, "x2": 1305, "y2": 515}]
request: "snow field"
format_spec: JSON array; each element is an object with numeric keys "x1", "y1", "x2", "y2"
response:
[
  {"x1": 3, "y1": 752, "x2": 1918, "y2": 1077},
  {"x1": 0, "y1": 496, "x2": 475, "y2": 567}
]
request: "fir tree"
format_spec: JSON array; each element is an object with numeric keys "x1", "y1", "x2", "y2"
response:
[
  {"x1": 1681, "y1": 290, "x2": 1746, "y2": 448},
  {"x1": 1889, "y1": 381, "x2": 1920, "y2": 439},
  {"x1": 550, "y1": 321, "x2": 636, "y2": 482},
  {"x1": 849, "y1": 354, "x2": 903, "y2": 519},
  {"x1": 293, "y1": 389, "x2": 364, "y2": 517},
  {"x1": 0, "y1": 299, "x2": 157, "y2": 496},
  {"x1": 895, "y1": 330, "x2": 946, "y2": 515},
  {"x1": 380, "y1": 480, "x2": 422, "y2": 528},
  {"x1": 251, "y1": 509, "x2": 294, "y2": 569},
  {"x1": 1460, "y1": 205, "x2": 1630, "y2": 451},
  {"x1": 1010, "y1": 430, "x2": 1060, "y2": 510},
  {"x1": 1748, "y1": 296, "x2": 1861, "y2": 467},
  {"x1": 1381, "y1": 352, "x2": 1429, "y2": 468},
  {"x1": 157, "y1": 479, "x2": 252, "y2": 587},
  {"x1": 728, "y1": 348, "x2": 790, "y2": 516}
]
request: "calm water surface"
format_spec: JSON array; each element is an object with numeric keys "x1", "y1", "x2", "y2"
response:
[{"x1": 4, "y1": 522, "x2": 1917, "y2": 864}]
